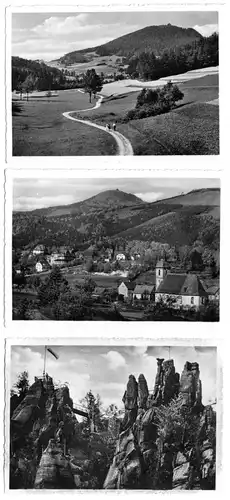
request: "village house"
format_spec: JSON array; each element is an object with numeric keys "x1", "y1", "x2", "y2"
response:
[
  {"x1": 205, "y1": 285, "x2": 220, "y2": 303},
  {"x1": 47, "y1": 251, "x2": 66, "y2": 267},
  {"x1": 35, "y1": 257, "x2": 51, "y2": 273},
  {"x1": 84, "y1": 245, "x2": 96, "y2": 259},
  {"x1": 91, "y1": 287, "x2": 106, "y2": 299},
  {"x1": 14, "y1": 263, "x2": 23, "y2": 275},
  {"x1": 118, "y1": 281, "x2": 135, "y2": 300},
  {"x1": 133, "y1": 284, "x2": 155, "y2": 301},
  {"x1": 32, "y1": 244, "x2": 45, "y2": 256},
  {"x1": 115, "y1": 252, "x2": 126, "y2": 261}
]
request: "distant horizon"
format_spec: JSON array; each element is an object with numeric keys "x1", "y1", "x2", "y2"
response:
[
  {"x1": 12, "y1": 12, "x2": 218, "y2": 61},
  {"x1": 13, "y1": 179, "x2": 220, "y2": 212}
]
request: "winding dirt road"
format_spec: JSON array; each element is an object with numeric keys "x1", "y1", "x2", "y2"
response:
[{"x1": 62, "y1": 91, "x2": 133, "y2": 156}]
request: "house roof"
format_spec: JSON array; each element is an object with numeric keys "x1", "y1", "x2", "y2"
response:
[
  {"x1": 119, "y1": 280, "x2": 136, "y2": 291},
  {"x1": 33, "y1": 244, "x2": 45, "y2": 251},
  {"x1": 35, "y1": 256, "x2": 51, "y2": 269},
  {"x1": 134, "y1": 284, "x2": 155, "y2": 294},
  {"x1": 136, "y1": 271, "x2": 156, "y2": 285},
  {"x1": 206, "y1": 285, "x2": 219, "y2": 295},
  {"x1": 92, "y1": 287, "x2": 106, "y2": 295},
  {"x1": 157, "y1": 273, "x2": 207, "y2": 297}
]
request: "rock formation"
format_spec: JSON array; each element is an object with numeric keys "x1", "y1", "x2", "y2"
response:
[
  {"x1": 10, "y1": 377, "x2": 78, "y2": 489},
  {"x1": 10, "y1": 359, "x2": 216, "y2": 490},
  {"x1": 104, "y1": 359, "x2": 216, "y2": 490},
  {"x1": 10, "y1": 375, "x2": 116, "y2": 490}
]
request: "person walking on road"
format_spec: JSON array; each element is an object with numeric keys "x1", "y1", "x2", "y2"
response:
[{"x1": 113, "y1": 122, "x2": 117, "y2": 131}]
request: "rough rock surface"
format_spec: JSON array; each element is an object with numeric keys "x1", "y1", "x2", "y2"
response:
[
  {"x1": 34, "y1": 439, "x2": 76, "y2": 489},
  {"x1": 120, "y1": 375, "x2": 138, "y2": 432},
  {"x1": 10, "y1": 377, "x2": 78, "y2": 489},
  {"x1": 180, "y1": 361, "x2": 202, "y2": 409},
  {"x1": 104, "y1": 359, "x2": 216, "y2": 490}
]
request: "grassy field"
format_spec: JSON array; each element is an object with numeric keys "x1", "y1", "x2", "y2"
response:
[
  {"x1": 119, "y1": 102, "x2": 219, "y2": 155},
  {"x1": 12, "y1": 91, "x2": 117, "y2": 156},
  {"x1": 12, "y1": 73, "x2": 219, "y2": 156},
  {"x1": 75, "y1": 73, "x2": 219, "y2": 155},
  {"x1": 63, "y1": 271, "x2": 121, "y2": 289}
]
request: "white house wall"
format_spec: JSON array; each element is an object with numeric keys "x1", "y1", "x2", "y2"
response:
[
  {"x1": 155, "y1": 293, "x2": 200, "y2": 308},
  {"x1": 118, "y1": 283, "x2": 128, "y2": 298}
]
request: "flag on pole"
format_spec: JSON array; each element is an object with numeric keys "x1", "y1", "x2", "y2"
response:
[{"x1": 46, "y1": 347, "x2": 59, "y2": 360}]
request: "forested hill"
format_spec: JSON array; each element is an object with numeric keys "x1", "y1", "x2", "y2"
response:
[
  {"x1": 28, "y1": 189, "x2": 144, "y2": 217},
  {"x1": 12, "y1": 188, "x2": 220, "y2": 251},
  {"x1": 12, "y1": 56, "x2": 67, "y2": 91},
  {"x1": 58, "y1": 24, "x2": 203, "y2": 62}
]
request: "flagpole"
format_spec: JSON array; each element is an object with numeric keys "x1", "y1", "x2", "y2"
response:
[
  {"x1": 43, "y1": 345, "x2": 47, "y2": 379},
  {"x1": 169, "y1": 346, "x2": 170, "y2": 359}
]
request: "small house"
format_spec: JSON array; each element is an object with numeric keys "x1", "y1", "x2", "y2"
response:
[
  {"x1": 14, "y1": 263, "x2": 23, "y2": 275},
  {"x1": 35, "y1": 257, "x2": 51, "y2": 273},
  {"x1": 47, "y1": 252, "x2": 66, "y2": 266},
  {"x1": 118, "y1": 281, "x2": 135, "y2": 300},
  {"x1": 115, "y1": 253, "x2": 126, "y2": 261},
  {"x1": 133, "y1": 284, "x2": 155, "y2": 301},
  {"x1": 206, "y1": 285, "x2": 220, "y2": 303},
  {"x1": 92, "y1": 287, "x2": 106, "y2": 299},
  {"x1": 32, "y1": 244, "x2": 45, "y2": 256}
]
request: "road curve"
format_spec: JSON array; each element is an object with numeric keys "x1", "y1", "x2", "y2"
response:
[{"x1": 62, "y1": 91, "x2": 133, "y2": 156}]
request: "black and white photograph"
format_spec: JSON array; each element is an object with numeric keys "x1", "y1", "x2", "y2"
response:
[
  {"x1": 8, "y1": 342, "x2": 217, "y2": 490},
  {"x1": 11, "y1": 11, "x2": 219, "y2": 156},
  {"x1": 12, "y1": 176, "x2": 220, "y2": 322}
]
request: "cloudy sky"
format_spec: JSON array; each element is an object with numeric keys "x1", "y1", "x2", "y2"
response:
[
  {"x1": 12, "y1": 12, "x2": 218, "y2": 61},
  {"x1": 10, "y1": 345, "x2": 217, "y2": 409},
  {"x1": 13, "y1": 177, "x2": 220, "y2": 212}
]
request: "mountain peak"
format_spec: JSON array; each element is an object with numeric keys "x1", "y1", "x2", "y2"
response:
[{"x1": 58, "y1": 23, "x2": 203, "y2": 64}]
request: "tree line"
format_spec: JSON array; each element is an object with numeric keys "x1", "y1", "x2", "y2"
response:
[{"x1": 126, "y1": 33, "x2": 218, "y2": 80}]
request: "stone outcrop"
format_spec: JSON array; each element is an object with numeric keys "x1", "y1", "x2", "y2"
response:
[
  {"x1": 10, "y1": 377, "x2": 78, "y2": 489},
  {"x1": 150, "y1": 358, "x2": 180, "y2": 407},
  {"x1": 34, "y1": 439, "x2": 76, "y2": 489},
  {"x1": 10, "y1": 359, "x2": 216, "y2": 491},
  {"x1": 120, "y1": 375, "x2": 138, "y2": 432},
  {"x1": 180, "y1": 362, "x2": 203, "y2": 409},
  {"x1": 104, "y1": 358, "x2": 216, "y2": 490}
]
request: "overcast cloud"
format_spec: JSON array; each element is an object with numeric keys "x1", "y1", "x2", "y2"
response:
[
  {"x1": 12, "y1": 12, "x2": 218, "y2": 61},
  {"x1": 10, "y1": 345, "x2": 217, "y2": 409},
  {"x1": 13, "y1": 177, "x2": 220, "y2": 212}
]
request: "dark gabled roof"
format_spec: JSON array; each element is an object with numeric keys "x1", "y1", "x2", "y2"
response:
[
  {"x1": 119, "y1": 280, "x2": 136, "y2": 290},
  {"x1": 136, "y1": 271, "x2": 156, "y2": 286},
  {"x1": 33, "y1": 244, "x2": 45, "y2": 250},
  {"x1": 134, "y1": 284, "x2": 155, "y2": 294},
  {"x1": 157, "y1": 273, "x2": 187, "y2": 295},
  {"x1": 92, "y1": 287, "x2": 106, "y2": 295},
  {"x1": 206, "y1": 285, "x2": 219, "y2": 295},
  {"x1": 157, "y1": 273, "x2": 207, "y2": 297},
  {"x1": 182, "y1": 274, "x2": 207, "y2": 297}
]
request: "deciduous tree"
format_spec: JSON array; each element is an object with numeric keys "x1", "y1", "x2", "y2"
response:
[{"x1": 83, "y1": 69, "x2": 103, "y2": 103}]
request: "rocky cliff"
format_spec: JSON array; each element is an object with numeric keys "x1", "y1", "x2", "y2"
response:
[
  {"x1": 10, "y1": 376, "x2": 79, "y2": 489},
  {"x1": 10, "y1": 359, "x2": 216, "y2": 490},
  {"x1": 10, "y1": 375, "x2": 116, "y2": 489},
  {"x1": 104, "y1": 359, "x2": 216, "y2": 490}
]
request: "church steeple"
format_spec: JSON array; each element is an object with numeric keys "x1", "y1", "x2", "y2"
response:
[{"x1": 155, "y1": 259, "x2": 167, "y2": 290}]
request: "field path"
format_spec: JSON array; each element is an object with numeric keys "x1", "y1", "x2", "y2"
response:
[{"x1": 62, "y1": 90, "x2": 133, "y2": 156}]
